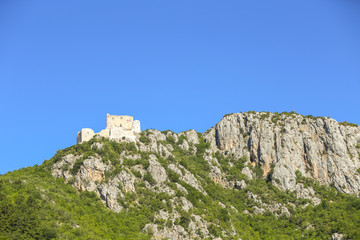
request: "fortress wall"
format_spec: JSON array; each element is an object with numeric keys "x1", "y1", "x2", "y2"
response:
[
  {"x1": 98, "y1": 129, "x2": 110, "y2": 138},
  {"x1": 133, "y1": 120, "x2": 141, "y2": 133},
  {"x1": 77, "y1": 128, "x2": 95, "y2": 144},
  {"x1": 106, "y1": 114, "x2": 133, "y2": 130},
  {"x1": 109, "y1": 127, "x2": 136, "y2": 140}
]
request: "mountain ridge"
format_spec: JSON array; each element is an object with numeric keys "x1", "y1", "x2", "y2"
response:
[
  {"x1": 1, "y1": 111, "x2": 360, "y2": 239},
  {"x1": 203, "y1": 111, "x2": 360, "y2": 195}
]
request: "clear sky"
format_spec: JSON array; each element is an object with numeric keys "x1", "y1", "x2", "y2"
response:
[{"x1": 1, "y1": 0, "x2": 359, "y2": 174}]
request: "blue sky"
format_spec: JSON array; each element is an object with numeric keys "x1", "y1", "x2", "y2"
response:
[{"x1": 1, "y1": 0, "x2": 359, "y2": 174}]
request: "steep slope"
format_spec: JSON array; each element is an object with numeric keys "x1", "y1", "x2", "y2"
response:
[
  {"x1": 1, "y1": 111, "x2": 360, "y2": 239},
  {"x1": 0, "y1": 166, "x2": 149, "y2": 240},
  {"x1": 204, "y1": 111, "x2": 360, "y2": 195}
]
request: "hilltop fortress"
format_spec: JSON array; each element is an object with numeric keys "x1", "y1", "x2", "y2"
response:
[{"x1": 77, "y1": 114, "x2": 141, "y2": 144}]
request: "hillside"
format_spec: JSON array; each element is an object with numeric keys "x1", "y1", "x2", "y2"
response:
[{"x1": 1, "y1": 111, "x2": 360, "y2": 239}]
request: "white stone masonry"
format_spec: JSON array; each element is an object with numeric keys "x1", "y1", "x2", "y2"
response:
[{"x1": 77, "y1": 114, "x2": 141, "y2": 144}]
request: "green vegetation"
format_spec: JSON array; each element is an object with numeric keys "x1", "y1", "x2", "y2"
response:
[
  {"x1": 143, "y1": 172, "x2": 156, "y2": 185},
  {"x1": 1, "y1": 130, "x2": 360, "y2": 239},
  {"x1": 0, "y1": 166, "x2": 149, "y2": 240},
  {"x1": 243, "y1": 111, "x2": 332, "y2": 126},
  {"x1": 139, "y1": 132, "x2": 151, "y2": 144},
  {"x1": 223, "y1": 113, "x2": 235, "y2": 118},
  {"x1": 260, "y1": 112, "x2": 270, "y2": 120},
  {"x1": 339, "y1": 121, "x2": 358, "y2": 127},
  {"x1": 221, "y1": 111, "x2": 358, "y2": 130}
]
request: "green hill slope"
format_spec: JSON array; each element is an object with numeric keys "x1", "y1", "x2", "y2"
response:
[
  {"x1": 1, "y1": 122, "x2": 360, "y2": 239},
  {"x1": 0, "y1": 166, "x2": 149, "y2": 240}
]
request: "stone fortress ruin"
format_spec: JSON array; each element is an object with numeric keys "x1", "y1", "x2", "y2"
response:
[{"x1": 77, "y1": 114, "x2": 141, "y2": 144}]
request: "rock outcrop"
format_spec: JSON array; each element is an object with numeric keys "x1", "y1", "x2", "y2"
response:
[
  {"x1": 49, "y1": 111, "x2": 360, "y2": 239},
  {"x1": 203, "y1": 112, "x2": 360, "y2": 195}
]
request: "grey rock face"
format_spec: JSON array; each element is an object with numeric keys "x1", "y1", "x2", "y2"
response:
[
  {"x1": 74, "y1": 156, "x2": 108, "y2": 192},
  {"x1": 115, "y1": 170, "x2": 136, "y2": 192},
  {"x1": 295, "y1": 183, "x2": 321, "y2": 206},
  {"x1": 138, "y1": 130, "x2": 175, "y2": 159},
  {"x1": 91, "y1": 142, "x2": 104, "y2": 150},
  {"x1": 175, "y1": 182, "x2": 188, "y2": 194},
  {"x1": 145, "y1": 211, "x2": 210, "y2": 240},
  {"x1": 209, "y1": 165, "x2": 224, "y2": 184},
  {"x1": 183, "y1": 129, "x2": 199, "y2": 145},
  {"x1": 168, "y1": 164, "x2": 206, "y2": 195},
  {"x1": 49, "y1": 113, "x2": 360, "y2": 239},
  {"x1": 51, "y1": 154, "x2": 79, "y2": 182},
  {"x1": 180, "y1": 196, "x2": 193, "y2": 212},
  {"x1": 148, "y1": 129, "x2": 167, "y2": 142},
  {"x1": 97, "y1": 170, "x2": 136, "y2": 212},
  {"x1": 179, "y1": 139, "x2": 190, "y2": 151},
  {"x1": 241, "y1": 167, "x2": 254, "y2": 180},
  {"x1": 51, "y1": 152, "x2": 137, "y2": 212},
  {"x1": 143, "y1": 223, "x2": 188, "y2": 240},
  {"x1": 97, "y1": 183, "x2": 123, "y2": 212},
  {"x1": 331, "y1": 233, "x2": 344, "y2": 240},
  {"x1": 158, "y1": 143, "x2": 174, "y2": 159},
  {"x1": 148, "y1": 154, "x2": 167, "y2": 183},
  {"x1": 188, "y1": 214, "x2": 210, "y2": 238},
  {"x1": 178, "y1": 130, "x2": 199, "y2": 155},
  {"x1": 246, "y1": 192, "x2": 291, "y2": 217},
  {"x1": 203, "y1": 112, "x2": 360, "y2": 195},
  {"x1": 234, "y1": 180, "x2": 247, "y2": 190}
]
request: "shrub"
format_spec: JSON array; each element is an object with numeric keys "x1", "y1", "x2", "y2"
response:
[
  {"x1": 168, "y1": 170, "x2": 180, "y2": 183},
  {"x1": 340, "y1": 121, "x2": 358, "y2": 127},
  {"x1": 271, "y1": 116, "x2": 280, "y2": 124},
  {"x1": 178, "y1": 211, "x2": 191, "y2": 230},
  {"x1": 177, "y1": 135, "x2": 186, "y2": 145},
  {"x1": 143, "y1": 172, "x2": 156, "y2": 185},
  {"x1": 70, "y1": 158, "x2": 85, "y2": 175},
  {"x1": 131, "y1": 169, "x2": 142, "y2": 178},
  {"x1": 167, "y1": 135, "x2": 176, "y2": 145},
  {"x1": 260, "y1": 112, "x2": 270, "y2": 120},
  {"x1": 219, "y1": 208, "x2": 229, "y2": 222},
  {"x1": 208, "y1": 224, "x2": 221, "y2": 237},
  {"x1": 223, "y1": 113, "x2": 234, "y2": 118},
  {"x1": 254, "y1": 164, "x2": 264, "y2": 178},
  {"x1": 139, "y1": 132, "x2": 151, "y2": 144}
]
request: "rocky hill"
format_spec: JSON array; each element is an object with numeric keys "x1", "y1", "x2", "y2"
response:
[
  {"x1": 1, "y1": 111, "x2": 360, "y2": 239},
  {"x1": 204, "y1": 112, "x2": 360, "y2": 195}
]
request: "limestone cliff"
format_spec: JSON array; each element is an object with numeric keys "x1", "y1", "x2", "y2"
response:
[
  {"x1": 203, "y1": 112, "x2": 360, "y2": 195},
  {"x1": 49, "y1": 111, "x2": 360, "y2": 239}
]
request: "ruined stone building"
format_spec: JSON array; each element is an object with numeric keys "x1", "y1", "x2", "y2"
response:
[{"x1": 77, "y1": 114, "x2": 141, "y2": 144}]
